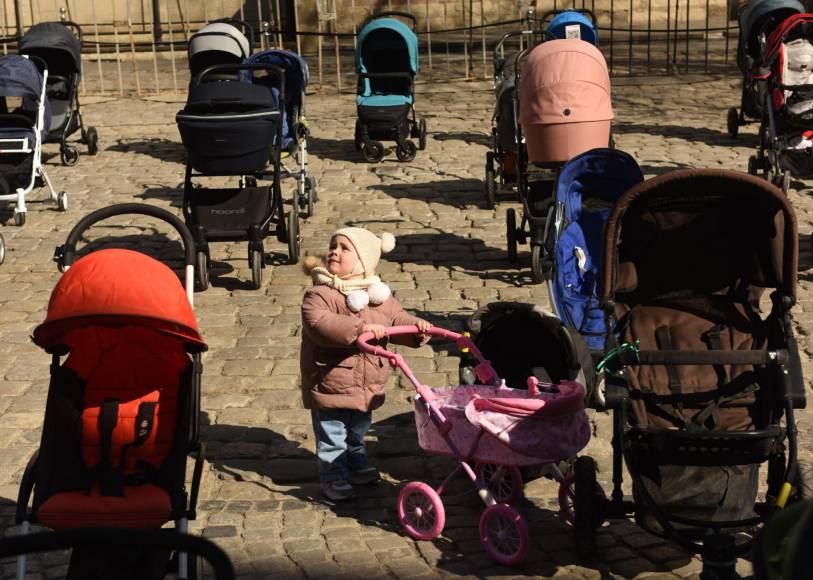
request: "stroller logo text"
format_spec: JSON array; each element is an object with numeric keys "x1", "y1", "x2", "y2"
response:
[{"x1": 211, "y1": 207, "x2": 246, "y2": 215}]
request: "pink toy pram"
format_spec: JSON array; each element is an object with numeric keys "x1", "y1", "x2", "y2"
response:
[{"x1": 357, "y1": 325, "x2": 591, "y2": 565}]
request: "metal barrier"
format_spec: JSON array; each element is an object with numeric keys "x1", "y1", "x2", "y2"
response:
[{"x1": 0, "y1": 0, "x2": 741, "y2": 96}]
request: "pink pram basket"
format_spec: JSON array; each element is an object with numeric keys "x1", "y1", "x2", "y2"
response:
[{"x1": 415, "y1": 382, "x2": 590, "y2": 466}]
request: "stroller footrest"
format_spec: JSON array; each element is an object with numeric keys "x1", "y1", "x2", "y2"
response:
[{"x1": 624, "y1": 426, "x2": 785, "y2": 466}]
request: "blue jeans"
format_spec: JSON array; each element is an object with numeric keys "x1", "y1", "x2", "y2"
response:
[{"x1": 311, "y1": 408, "x2": 372, "y2": 483}]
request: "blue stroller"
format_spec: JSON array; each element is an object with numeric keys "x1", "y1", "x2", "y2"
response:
[
  {"x1": 245, "y1": 49, "x2": 317, "y2": 218},
  {"x1": 0, "y1": 55, "x2": 67, "y2": 226},
  {"x1": 543, "y1": 148, "x2": 642, "y2": 403},
  {"x1": 354, "y1": 11, "x2": 426, "y2": 163}
]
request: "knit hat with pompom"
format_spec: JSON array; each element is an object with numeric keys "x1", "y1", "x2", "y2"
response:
[{"x1": 333, "y1": 227, "x2": 395, "y2": 277}]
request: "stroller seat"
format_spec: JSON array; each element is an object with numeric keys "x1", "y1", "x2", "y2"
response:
[
  {"x1": 37, "y1": 484, "x2": 171, "y2": 529},
  {"x1": 356, "y1": 94, "x2": 413, "y2": 107}
]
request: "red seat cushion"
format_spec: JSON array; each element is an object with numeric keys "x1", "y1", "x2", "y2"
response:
[{"x1": 37, "y1": 484, "x2": 172, "y2": 529}]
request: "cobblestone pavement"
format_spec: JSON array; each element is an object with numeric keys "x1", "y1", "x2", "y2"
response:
[{"x1": 1, "y1": 74, "x2": 812, "y2": 579}]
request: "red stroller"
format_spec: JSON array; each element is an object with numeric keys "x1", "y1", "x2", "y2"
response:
[
  {"x1": 358, "y1": 325, "x2": 591, "y2": 565},
  {"x1": 15, "y1": 204, "x2": 207, "y2": 580}
]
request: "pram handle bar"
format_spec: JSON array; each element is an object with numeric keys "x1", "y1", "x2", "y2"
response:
[
  {"x1": 493, "y1": 29, "x2": 555, "y2": 72},
  {"x1": 617, "y1": 349, "x2": 788, "y2": 366},
  {"x1": 56, "y1": 203, "x2": 197, "y2": 305},
  {"x1": 194, "y1": 63, "x2": 286, "y2": 110},
  {"x1": 361, "y1": 11, "x2": 418, "y2": 32},
  {"x1": 61, "y1": 21, "x2": 83, "y2": 44}
]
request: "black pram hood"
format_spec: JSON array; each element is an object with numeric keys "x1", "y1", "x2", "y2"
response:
[
  {"x1": 0, "y1": 55, "x2": 50, "y2": 135},
  {"x1": 20, "y1": 22, "x2": 82, "y2": 73}
]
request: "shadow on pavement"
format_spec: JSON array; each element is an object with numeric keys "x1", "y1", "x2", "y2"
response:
[{"x1": 106, "y1": 137, "x2": 186, "y2": 165}]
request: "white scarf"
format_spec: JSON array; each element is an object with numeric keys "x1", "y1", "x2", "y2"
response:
[{"x1": 310, "y1": 266, "x2": 391, "y2": 312}]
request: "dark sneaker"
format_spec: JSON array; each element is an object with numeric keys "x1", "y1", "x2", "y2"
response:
[
  {"x1": 321, "y1": 479, "x2": 355, "y2": 501},
  {"x1": 348, "y1": 467, "x2": 380, "y2": 486}
]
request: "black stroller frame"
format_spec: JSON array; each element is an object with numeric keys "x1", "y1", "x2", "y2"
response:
[
  {"x1": 354, "y1": 11, "x2": 427, "y2": 163},
  {"x1": 180, "y1": 62, "x2": 298, "y2": 291},
  {"x1": 20, "y1": 21, "x2": 98, "y2": 166}
]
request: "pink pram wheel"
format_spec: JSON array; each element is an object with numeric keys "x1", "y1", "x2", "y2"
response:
[
  {"x1": 476, "y1": 463, "x2": 523, "y2": 504},
  {"x1": 479, "y1": 504, "x2": 529, "y2": 565},
  {"x1": 397, "y1": 482, "x2": 445, "y2": 540}
]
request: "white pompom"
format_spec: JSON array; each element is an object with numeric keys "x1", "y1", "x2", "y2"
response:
[
  {"x1": 367, "y1": 282, "x2": 391, "y2": 305},
  {"x1": 346, "y1": 290, "x2": 370, "y2": 312},
  {"x1": 379, "y1": 232, "x2": 395, "y2": 254}
]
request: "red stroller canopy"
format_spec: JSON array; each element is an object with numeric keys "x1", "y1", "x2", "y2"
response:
[{"x1": 33, "y1": 249, "x2": 205, "y2": 351}]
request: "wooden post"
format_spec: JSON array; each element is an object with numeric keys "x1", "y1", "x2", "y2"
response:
[
  {"x1": 274, "y1": 0, "x2": 283, "y2": 48},
  {"x1": 90, "y1": 0, "x2": 105, "y2": 95},
  {"x1": 332, "y1": 0, "x2": 341, "y2": 92},
  {"x1": 426, "y1": 0, "x2": 432, "y2": 79},
  {"x1": 167, "y1": 0, "x2": 179, "y2": 92},
  {"x1": 293, "y1": 0, "x2": 301, "y2": 55},
  {"x1": 480, "y1": 0, "x2": 486, "y2": 79}
]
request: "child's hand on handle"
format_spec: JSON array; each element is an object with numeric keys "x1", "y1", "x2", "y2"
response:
[
  {"x1": 417, "y1": 319, "x2": 432, "y2": 344},
  {"x1": 362, "y1": 324, "x2": 387, "y2": 340}
]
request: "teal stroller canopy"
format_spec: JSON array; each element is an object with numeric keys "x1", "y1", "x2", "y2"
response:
[{"x1": 356, "y1": 18, "x2": 419, "y2": 75}]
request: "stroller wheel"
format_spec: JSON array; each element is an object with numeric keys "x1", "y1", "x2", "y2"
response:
[
  {"x1": 361, "y1": 140, "x2": 384, "y2": 162},
  {"x1": 306, "y1": 185, "x2": 315, "y2": 218},
  {"x1": 484, "y1": 153, "x2": 497, "y2": 210},
  {"x1": 418, "y1": 118, "x2": 427, "y2": 150},
  {"x1": 727, "y1": 107, "x2": 739, "y2": 139},
  {"x1": 396, "y1": 140, "x2": 417, "y2": 162},
  {"x1": 506, "y1": 208, "x2": 518, "y2": 263},
  {"x1": 354, "y1": 120, "x2": 363, "y2": 151},
  {"x1": 57, "y1": 191, "x2": 68, "y2": 212},
  {"x1": 86, "y1": 127, "x2": 99, "y2": 155},
  {"x1": 398, "y1": 481, "x2": 445, "y2": 541},
  {"x1": 782, "y1": 170, "x2": 792, "y2": 194},
  {"x1": 574, "y1": 456, "x2": 600, "y2": 559},
  {"x1": 287, "y1": 210, "x2": 300, "y2": 265},
  {"x1": 250, "y1": 249, "x2": 263, "y2": 290},
  {"x1": 476, "y1": 463, "x2": 523, "y2": 504},
  {"x1": 0, "y1": 233, "x2": 5, "y2": 265},
  {"x1": 531, "y1": 245, "x2": 545, "y2": 284},
  {"x1": 748, "y1": 155, "x2": 759, "y2": 176},
  {"x1": 13, "y1": 211, "x2": 25, "y2": 227},
  {"x1": 307, "y1": 176, "x2": 318, "y2": 202},
  {"x1": 479, "y1": 504, "x2": 529, "y2": 566},
  {"x1": 61, "y1": 145, "x2": 79, "y2": 166},
  {"x1": 195, "y1": 251, "x2": 209, "y2": 292}
]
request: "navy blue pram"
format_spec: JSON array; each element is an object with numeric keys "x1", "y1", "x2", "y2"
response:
[
  {"x1": 0, "y1": 54, "x2": 66, "y2": 226},
  {"x1": 354, "y1": 12, "x2": 426, "y2": 162},
  {"x1": 544, "y1": 148, "x2": 643, "y2": 352},
  {"x1": 244, "y1": 49, "x2": 316, "y2": 217}
]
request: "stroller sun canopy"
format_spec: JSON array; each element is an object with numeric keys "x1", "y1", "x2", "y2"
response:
[
  {"x1": 356, "y1": 18, "x2": 418, "y2": 75},
  {"x1": 0, "y1": 55, "x2": 50, "y2": 135},
  {"x1": 33, "y1": 249, "x2": 206, "y2": 352},
  {"x1": 738, "y1": 0, "x2": 804, "y2": 72},
  {"x1": 20, "y1": 22, "x2": 82, "y2": 74}
]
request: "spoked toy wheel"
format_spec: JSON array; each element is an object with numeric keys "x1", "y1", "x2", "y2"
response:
[
  {"x1": 86, "y1": 127, "x2": 99, "y2": 155},
  {"x1": 574, "y1": 456, "x2": 601, "y2": 559},
  {"x1": 14, "y1": 211, "x2": 25, "y2": 227},
  {"x1": 250, "y1": 249, "x2": 263, "y2": 290},
  {"x1": 418, "y1": 118, "x2": 427, "y2": 150},
  {"x1": 727, "y1": 107, "x2": 739, "y2": 139},
  {"x1": 782, "y1": 170, "x2": 791, "y2": 194},
  {"x1": 748, "y1": 155, "x2": 759, "y2": 176},
  {"x1": 361, "y1": 140, "x2": 384, "y2": 162},
  {"x1": 479, "y1": 504, "x2": 529, "y2": 566},
  {"x1": 531, "y1": 245, "x2": 545, "y2": 284},
  {"x1": 476, "y1": 463, "x2": 523, "y2": 505},
  {"x1": 396, "y1": 140, "x2": 417, "y2": 162},
  {"x1": 484, "y1": 153, "x2": 497, "y2": 210},
  {"x1": 57, "y1": 191, "x2": 68, "y2": 212},
  {"x1": 61, "y1": 145, "x2": 79, "y2": 166},
  {"x1": 0, "y1": 233, "x2": 5, "y2": 265},
  {"x1": 195, "y1": 250, "x2": 209, "y2": 292},
  {"x1": 506, "y1": 208, "x2": 518, "y2": 263},
  {"x1": 398, "y1": 482, "x2": 446, "y2": 541},
  {"x1": 287, "y1": 209, "x2": 300, "y2": 265}
]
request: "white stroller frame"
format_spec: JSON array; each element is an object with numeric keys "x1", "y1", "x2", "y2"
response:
[
  {"x1": 280, "y1": 88, "x2": 316, "y2": 219},
  {"x1": 0, "y1": 55, "x2": 67, "y2": 226}
]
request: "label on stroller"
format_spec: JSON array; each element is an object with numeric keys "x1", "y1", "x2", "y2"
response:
[{"x1": 565, "y1": 24, "x2": 581, "y2": 40}]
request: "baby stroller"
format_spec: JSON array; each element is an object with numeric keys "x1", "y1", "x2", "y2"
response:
[
  {"x1": 484, "y1": 10, "x2": 597, "y2": 209},
  {"x1": 176, "y1": 61, "x2": 297, "y2": 291},
  {"x1": 354, "y1": 11, "x2": 427, "y2": 163},
  {"x1": 245, "y1": 49, "x2": 318, "y2": 218},
  {"x1": 188, "y1": 19, "x2": 252, "y2": 80},
  {"x1": 727, "y1": 0, "x2": 804, "y2": 138},
  {"x1": 0, "y1": 54, "x2": 67, "y2": 226},
  {"x1": 543, "y1": 149, "x2": 643, "y2": 385},
  {"x1": 17, "y1": 203, "x2": 208, "y2": 580},
  {"x1": 507, "y1": 39, "x2": 612, "y2": 281},
  {"x1": 748, "y1": 13, "x2": 813, "y2": 194},
  {"x1": 358, "y1": 325, "x2": 591, "y2": 565},
  {"x1": 19, "y1": 21, "x2": 98, "y2": 166},
  {"x1": 577, "y1": 170, "x2": 806, "y2": 579}
]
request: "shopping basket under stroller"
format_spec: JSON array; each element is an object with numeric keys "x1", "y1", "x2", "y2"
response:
[
  {"x1": 358, "y1": 325, "x2": 591, "y2": 566},
  {"x1": 354, "y1": 11, "x2": 427, "y2": 163},
  {"x1": 728, "y1": 0, "x2": 804, "y2": 138},
  {"x1": 0, "y1": 54, "x2": 67, "y2": 226},
  {"x1": 19, "y1": 21, "x2": 98, "y2": 166},
  {"x1": 176, "y1": 61, "x2": 298, "y2": 291},
  {"x1": 747, "y1": 12, "x2": 813, "y2": 194},
  {"x1": 577, "y1": 169, "x2": 806, "y2": 579},
  {"x1": 17, "y1": 203, "x2": 208, "y2": 580},
  {"x1": 245, "y1": 48, "x2": 318, "y2": 219},
  {"x1": 506, "y1": 39, "x2": 612, "y2": 282}
]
